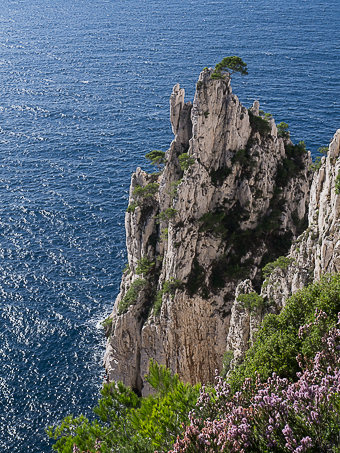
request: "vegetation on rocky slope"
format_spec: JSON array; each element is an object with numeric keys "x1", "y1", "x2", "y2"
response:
[{"x1": 49, "y1": 274, "x2": 340, "y2": 452}]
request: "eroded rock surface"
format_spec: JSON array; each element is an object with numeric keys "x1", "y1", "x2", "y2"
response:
[
  {"x1": 104, "y1": 69, "x2": 315, "y2": 394},
  {"x1": 261, "y1": 129, "x2": 340, "y2": 310}
]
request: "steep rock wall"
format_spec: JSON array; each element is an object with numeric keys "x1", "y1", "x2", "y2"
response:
[
  {"x1": 261, "y1": 129, "x2": 340, "y2": 307},
  {"x1": 227, "y1": 129, "x2": 340, "y2": 367},
  {"x1": 104, "y1": 69, "x2": 312, "y2": 394}
]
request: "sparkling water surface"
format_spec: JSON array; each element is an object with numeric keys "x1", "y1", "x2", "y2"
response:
[{"x1": 0, "y1": 0, "x2": 339, "y2": 451}]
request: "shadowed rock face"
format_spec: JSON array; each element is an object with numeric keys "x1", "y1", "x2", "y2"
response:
[
  {"x1": 260, "y1": 130, "x2": 340, "y2": 309},
  {"x1": 104, "y1": 69, "x2": 315, "y2": 395}
]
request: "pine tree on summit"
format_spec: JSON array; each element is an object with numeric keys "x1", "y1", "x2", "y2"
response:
[{"x1": 211, "y1": 56, "x2": 248, "y2": 79}]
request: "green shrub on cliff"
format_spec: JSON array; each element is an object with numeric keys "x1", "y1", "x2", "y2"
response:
[
  {"x1": 237, "y1": 291, "x2": 265, "y2": 312},
  {"x1": 178, "y1": 153, "x2": 195, "y2": 171},
  {"x1": 335, "y1": 170, "x2": 340, "y2": 194},
  {"x1": 145, "y1": 150, "x2": 166, "y2": 170},
  {"x1": 211, "y1": 56, "x2": 248, "y2": 79},
  {"x1": 135, "y1": 257, "x2": 155, "y2": 276},
  {"x1": 262, "y1": 255, "x2": 294, "y2": 278},
  {"x1": 132, "y1": 182, "x2": 159, "y2": 200},
  {"x1": 118, "y1": 278, "x2": 147, "y2": 314},
  {"x1": 153, "y1": 278, "x2": 183, "y2": 316},
  {"x1": 229, "y1": 274, "x2": 340, "y2": 390},
  {"x1": 277, "y1": 121, "x2": 290, "y2": 139}
]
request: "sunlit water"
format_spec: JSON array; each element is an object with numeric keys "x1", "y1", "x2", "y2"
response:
[{"x1": 0, "y1": 0, "x2": 339, "y2": 451}]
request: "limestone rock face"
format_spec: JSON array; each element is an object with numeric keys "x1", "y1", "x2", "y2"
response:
[
  {"x1": 104, "y1": 69, "x2": 313, "y2": 394},
  {"x1": 261, "y1": 129, "x2": 340, "y2": 310}
]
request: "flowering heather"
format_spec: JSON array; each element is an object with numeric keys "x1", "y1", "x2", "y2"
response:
[{"x1": 170, "y1": 312, "x2": 340, "y2": 452}]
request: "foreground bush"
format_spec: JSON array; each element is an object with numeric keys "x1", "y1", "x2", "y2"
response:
[
  {"x1": 170, "y1": 310, "x2": 340, "y2": 452},
  {"x1": 48, "y1": 361, "x2": 199, "y2": 453},
  {"x1": 230, "y1": 274, "x2": 340, "y2": 389},
  {"x1": 49, "y1": 275, "x2": 340, "y2": 452}
]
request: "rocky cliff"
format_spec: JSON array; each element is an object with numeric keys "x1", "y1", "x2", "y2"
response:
[{"x1": 103, "y1": 68, "x2": 338, "y2": 395}]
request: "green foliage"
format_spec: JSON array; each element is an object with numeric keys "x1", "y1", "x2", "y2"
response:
[
  {"x1": 262, "y1": 255, "x2": 294, "y2": 278},
  {"x1": 277, "y1": 121, "x2": 290, "y2": 139},
  {"x1": 311, "y1": 146, "x2": 328, "y2": 172},
  {"x1": 203, "y1": 111, "x2": 210, "y2": 118},
  {"x1": 237, "y1": 292, "x2": 265, "y2": 312},
  {"x1": 160, "y1": 227, "x2": 169, "y2": 241},
  {"x1": 248, "y1": 110, "x2": 271, "y2": 135},
  {"x1": 127, "y1": 202, "x2": 138, "y2": 213},
  {"x1": 145, "y1": 150, "x2": 166, "y2": 169},
  {"x1": 229, "y1": 274, "x2": 340, "y2": 390},
  {"x1": 196, "y1": 80, "x2": 203, "y2": 90},
  {"x1": 211, "y1": 56, "x2": 248, "y2": 79},
  {"x1": 178, "y1": 153, "x2": 195, "y2": 171},
  {"x1": 318, "y1": 145, "x2": 328, "y2": 154},
  {"x1": 118, "y1": 278, "x2": 146, "y2": 314},
  {"x1": 48, "y1": 380, "x2": 142, "y2": 453},
  {"x1": 48, "y1": 361, "x2": 199, "y2": 453},
  {"x1": 221, "y1": 350, "x2": 234, "y2": 378},
  {"x1": 133, "y1": 182, "x2": 159, "y2": 200},
  {"x1": 153, "y1": 278, "x2": 182, "y2": 316},
  {"x1": 199, "y1": 202, "x2": 248, "y2": 239},
  {"x1": 101, "y1": 317, "x2": 113, "y2": 330},
  {"x1": 335, "y1": 170, "x2": 340, "y2": 195},
  {"x1": 156, "y1": 208, "x2": 177, "y2": 222},
  {"x1": 311, "y1": 156, "x2": 323, "y2": 172},
  {"x1": 123, "y1": 262, "x2": 130, "y2": 273},
  {"x1": 263, "y1": 112, "x2": 272, "y2": 120},
  {"x1": 130, "y1": 361, "x2": 200, "y2": 450},
  {"x1": 135, "y1": 257, "x2": 155, "y2": 275}
]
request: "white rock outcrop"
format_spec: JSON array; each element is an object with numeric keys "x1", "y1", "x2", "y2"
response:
[{"x1": 104, "y1": 69, "x2": 315, "y2": 394}]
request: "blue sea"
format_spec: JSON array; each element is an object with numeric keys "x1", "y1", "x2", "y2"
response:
[{"x1": 0, "y1": 0, "x2": 339, "y2": 451}]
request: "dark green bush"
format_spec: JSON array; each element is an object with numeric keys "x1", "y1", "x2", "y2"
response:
[
  {"x1": 156, "y1": 208, "x2": 177, "y2": 222},
  {"x1": 262, "y1": 255, "x2": 294, "y2": 278},
  {"x1": 101, "y1": 317, "x2": 113, "y2": 330},
  {"x1": 153, "y1": 278, "x2": 182, "y2": 316},
  {"x1": 145, "y1": 150, "x2": 166, "y2": 169},
  {"x1": 199, "y1": 211, "x2": 228, "y2": 236},
  {"x1": 229, "y1": 274, "x2": 340, "y2": 390},
  {"x1": 126, "y1": 202, "x2": 138, "y2": 213},
  {"x1": 231, "y1": 148, "x2": 248, "y2": 166},
  {"x1": 118, "y1": 278, "x2": 147, "y2": 314},
  {"x1": 248, "y1": 110, "x2": 271, "y2": 135},
  {"x1": 135, "y1": 257, "x2": 155, "y2": 276},
  {"x1": 209, "y1": 166, "x2": 232, "y2": 186},
  {"x1": 133, "y1": 183, "x2": 159, "y2": 200},
  {"x1": 277, "y1": 121, "x2": 290, "y2": 139},
  {"x1": 178, "y1": 153, "x2": 195, "y2": 171},
  {"x1": 237, "y1": 292, "x2": 265, "y2": 312},
  {"x1": 275, "y1": 141, "x2": 307, "y2": 187},
  {"x1": 211, "y1": 56, "x2": 248, "y2": 79},
  {"x1": 335, "y1": 170, "x2": 340, "y2": 195}
]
